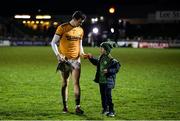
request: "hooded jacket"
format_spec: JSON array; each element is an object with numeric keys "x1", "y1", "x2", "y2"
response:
[{"x1": 89, "y1": 54, "x2": 121, "y2": 88}]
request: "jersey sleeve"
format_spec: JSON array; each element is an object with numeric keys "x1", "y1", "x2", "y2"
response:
[{"x1": 55, "y1": 25, "x2": 64, "y2": 36}]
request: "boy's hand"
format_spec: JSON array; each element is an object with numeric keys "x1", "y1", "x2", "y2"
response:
[
  {"x1": 103, "y1": 69, "x2": 108, "y2": 74},
  {"x1": 82, "y1": 54, "x2": 89, "y2": 59},
  {"x1": 87, "y1": 53, "x2": 93, "y2": 58},
  {"x1": 81, "y1": 53, "x2": 93, "y2": 59}
]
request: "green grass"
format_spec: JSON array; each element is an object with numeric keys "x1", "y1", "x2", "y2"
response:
[{"x1": 0, "y1": 46, "x2": 180, "y2": 120}]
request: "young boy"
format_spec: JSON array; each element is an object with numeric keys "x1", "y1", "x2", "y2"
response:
[{"x1": 86, "y1": 42, "x2": 121, "y2": 117}]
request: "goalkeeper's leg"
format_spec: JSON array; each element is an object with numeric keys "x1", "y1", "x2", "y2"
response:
[
  {"x1": 72, "y1": 63, "x2": 84, "y2": 114},
  {"x1": 72, "y1": 67, "x2": 81, "y2": 106},
  {"x1": 61, "y1": 71, "x2": 70, "y2": 112}
]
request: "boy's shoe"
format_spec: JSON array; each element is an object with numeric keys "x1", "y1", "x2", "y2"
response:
[
  {"x1": 101, "y1": 109, "x2": 109, "y2": 115},
  {"x1": 106, "y1": 111, "x2": 115, "y2": 117},
  {"x1": 62, "y1": 107, "x2": 68, "y2": 113},
  {"x1": 75, "y1": 107, "x2": 84, "y2": 114}
]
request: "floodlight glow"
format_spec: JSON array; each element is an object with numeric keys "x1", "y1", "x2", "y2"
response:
[
  {"x1": 14, "y1": 15, "x2": 31, "y2": 19},
  {"x1": 40, "y1": 21, "x2": 44, "y2": 24},
  {"x1": 110, "y1": 28, "x2": 114, "y2": 33},
  {"x1": 92, "y1": 27, "x2": 99, "y2": 34},
  {"x1": 22, "y1": 21, "x2": 26, "y2": 24},
  {"x1": 91, "y1": 18, "x2": 95, "y2": 23},
  {"x1": 91, "y1": 17, "x2": 99, "y2": 24},
  {"x1": 36, "y1": 21, "x2": 39, "y2": 24},
  {"x1": 36, "y1": 15, "x2": 51, "y2": 19},
  {"x1": 109, "y1": 7, "x2": 115, "y2": 14},
  {"x1": 118, "y1": 19, "x2": 122, "y2": 23},
  {"x1": 100, "y1": 16, "x2": 104, "y2": 21},
  {"x1": 31, "y1": 21, "x2": 35, "y2": 24},
  {"x1": 45, "y1": 22, "x2": 50, "y2": 25},
  {"x1": 94, "y1": 18, "x2": 98, "y2": 22},
  {"x1": 53, "y1": 22, "x2": 58, "y2": 26}
]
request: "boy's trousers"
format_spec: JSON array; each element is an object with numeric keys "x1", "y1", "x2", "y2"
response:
[{"x1": 99, "y1": 83, "x2": 114, "y2": 112}]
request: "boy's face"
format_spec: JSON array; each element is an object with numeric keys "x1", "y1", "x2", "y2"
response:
[{"x1": 100, "y1": 47, "x2": 106, "y2": 55}]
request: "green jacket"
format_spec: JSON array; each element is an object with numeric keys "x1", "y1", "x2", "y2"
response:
[
  {"x1": 89, "y1": 54, "x2": 121, "y2": 88},
  {"x1": 99, "y1": 54, "x2": 112, "y2": 83}
]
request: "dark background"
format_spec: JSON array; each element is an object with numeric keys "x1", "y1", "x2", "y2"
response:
[
  {"x1": 0, "y1": 0, "x2": 180, "y2": 47},
  {"x1": 1, "y1": 0, "x2": 179, "y2": 17}
]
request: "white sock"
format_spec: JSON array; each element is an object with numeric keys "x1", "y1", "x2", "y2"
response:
[{"x1": 76, "y1": 105, "x2": 80, "y2": 108}]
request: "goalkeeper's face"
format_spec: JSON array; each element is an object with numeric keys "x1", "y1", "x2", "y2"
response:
[{"x1": 75, "y1": 18, "x2": 84, "y2": 26}]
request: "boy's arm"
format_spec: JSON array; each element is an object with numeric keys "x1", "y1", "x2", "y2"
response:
[{"x1": 88, "y1": 56, "x2": 99, "y2": 66}]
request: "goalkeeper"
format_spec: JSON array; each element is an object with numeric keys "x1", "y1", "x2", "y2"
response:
[{"x1": 51, "y1": 11, "x2": 88, "y2": 114}]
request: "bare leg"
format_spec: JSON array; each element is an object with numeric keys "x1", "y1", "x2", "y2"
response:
[
  {"x1": 61, "y1": 71, "x2": 70, "y2": 108},
  {"x1": 71, "y1": 62, "x2": 84, "y2": 114},
  {"x1": 72, "y1": 67, "x2": 81, "y2": 105}
]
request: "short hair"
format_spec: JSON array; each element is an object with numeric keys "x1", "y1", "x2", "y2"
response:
[{"x1": 72, "y1": 11, "x2": 86, "y2": 21}]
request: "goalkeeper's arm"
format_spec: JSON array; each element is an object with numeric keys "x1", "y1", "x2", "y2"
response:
[
  {"x1": 51, "y1": 34, "x2": 64, "y2": 62},
  {"x1": 80, "y1": 39, "x2": 90, "y2": 59}
]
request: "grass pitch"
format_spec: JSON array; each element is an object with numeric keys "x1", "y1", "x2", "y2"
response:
[{"x1": 0, "y1": 46, "x2": 180, "y2": 120}]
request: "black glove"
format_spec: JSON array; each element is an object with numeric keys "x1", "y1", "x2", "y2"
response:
[{"x1": 56, "y1": 60, "x2": 73, "y2": 73}]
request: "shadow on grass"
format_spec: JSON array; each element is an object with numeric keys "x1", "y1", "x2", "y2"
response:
[
  {"x1": 65, "y1": 111, "x2": 104, "y2": 120},
  {"x1": 0, "y1": 110, "x2": 104, "y2": 120}
]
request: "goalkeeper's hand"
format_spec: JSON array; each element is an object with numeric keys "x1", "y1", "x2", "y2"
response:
[
  {"x1": 81, "y1": 53, "x2": 93, "y2": 59},
  {"x1": 56, "y1": 54, "x2": 65, "y2": 62},
  {"x1": 56, "y1": 60, "x2": 73, "y2": 73}
]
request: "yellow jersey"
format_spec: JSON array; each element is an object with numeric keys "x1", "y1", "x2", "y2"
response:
[{"x1": 55, "y1": 22, "x2": 84, "y2": 59}]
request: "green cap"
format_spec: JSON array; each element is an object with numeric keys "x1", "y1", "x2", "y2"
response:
[{"x1": 100, "y1": 42, "x2": 113, "y2": 55}]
